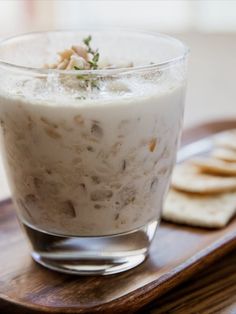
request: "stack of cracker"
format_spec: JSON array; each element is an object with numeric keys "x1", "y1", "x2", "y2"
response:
[{"x1": 162, "y1": 130, "x2": 236, "y2": 228}]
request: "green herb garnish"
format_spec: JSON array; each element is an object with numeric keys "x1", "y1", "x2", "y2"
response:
[
  {"x1": 83, "y1": 35, "x2": 92, "y2": 47},
  {"x1": 74, "y1": 66, "x2": 83, "y2": 71},
  {"x1": 73, "y1": 35, "x2": 100, "y2": 90},
  {"x1": 83, "y1": 35, "x2": 100, "y2": 70},
  {"x1": 88, "y1": 52, "x2": 100, "y2": 70}
]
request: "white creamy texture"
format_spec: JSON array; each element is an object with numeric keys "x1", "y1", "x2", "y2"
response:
[{"x1": 0, "y1": 74, "x2": 185, "y2": 236}]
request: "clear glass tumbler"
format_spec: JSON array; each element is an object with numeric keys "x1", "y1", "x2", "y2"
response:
[{"x1": 0, "y1": 30, "x2": 188, "y2": 275}]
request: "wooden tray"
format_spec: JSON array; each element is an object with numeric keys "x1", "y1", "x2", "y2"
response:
[{"x1": 1, "y1": 120, "x2": 236, "y2": 314}]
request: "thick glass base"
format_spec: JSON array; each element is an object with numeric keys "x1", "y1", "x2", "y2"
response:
[{"x1": 22, "y1": 220, "x2": 158, "y2": 275}]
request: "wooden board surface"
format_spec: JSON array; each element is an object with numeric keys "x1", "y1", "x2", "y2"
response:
[
  {"x1": 143, "y1": 250, "x2": 236, "y2": 313},
  {"x1": 0, "y1": 120, "x2": 236, "y2": 314}
]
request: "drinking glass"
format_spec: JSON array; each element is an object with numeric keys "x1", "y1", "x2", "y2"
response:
[{"x1": 0, "y1": 30, "x2": 188, "y2": 275}]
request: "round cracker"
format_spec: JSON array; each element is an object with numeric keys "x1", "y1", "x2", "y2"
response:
[
  {"x1": 190, "y1": 157, "x2": 236, "y2": 176},
  {"x1": 211, "y1": 147, "x2": 236, "y2": 162},
  {"x1": 214, "y1": 130, "x2": 236, "y2": 151},
  {"x1": 163, "y1": 188, "x2": 236, "y2": 228},
  {"x1": 171, "y1": 163, "x2": 236, "y2": 194}
]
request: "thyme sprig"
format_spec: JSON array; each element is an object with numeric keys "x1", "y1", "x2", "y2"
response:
[
  {"x1": 83, "y1": 35, "x2": 100, "y2": 70},
  {"x1": 74, "y1": 35, "x2": 100, "y2": 89}
]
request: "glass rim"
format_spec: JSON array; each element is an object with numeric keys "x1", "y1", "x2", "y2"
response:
[{"x1": 0, "y1": 28, "x2": 189, "y2": 77}]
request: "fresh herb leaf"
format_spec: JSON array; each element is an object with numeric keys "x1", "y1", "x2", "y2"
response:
[
  {"x1": 93, "y1": 52, "x2": 99, "y2": 63},
  {"x1": 75, "y1": 35, "x2": 100, "y2": 89},
  {"x1": 83, "y1": 35, "x2": 92, "y2": 47},
  {"x1": 74, "y1": 66, "x2": 83, "y2": 70},
  {"x1": 82, "y1": 35, "x2": 100, "y2": 70}
]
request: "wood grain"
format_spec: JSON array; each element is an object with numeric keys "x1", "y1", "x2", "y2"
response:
[
  {"x1": 0, "y1": 120, "x2": 236, "y2": 314},
  {"x1": 142, "y1": 251, "x2": 236, "y2": 314}
]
